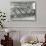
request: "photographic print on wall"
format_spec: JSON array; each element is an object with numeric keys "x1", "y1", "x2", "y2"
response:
[{"x1": 10, "y1": 1, "x2": 36, "y2": 21}]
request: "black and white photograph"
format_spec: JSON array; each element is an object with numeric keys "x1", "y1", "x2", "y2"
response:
[{"x1": 10, "y1": 1, "x2": 36, "y2": 20}]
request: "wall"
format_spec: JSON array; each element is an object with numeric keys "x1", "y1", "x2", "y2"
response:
[
  {"x1": 4, "y1": 0, "x2": 46, "y2": 27},
  {"x1": 0, "y1": 0, "x2": 46, "y2": 27}
]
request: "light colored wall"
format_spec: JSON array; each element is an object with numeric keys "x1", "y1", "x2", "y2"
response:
[
  {"x1": 0, "y1": 0, "x2": 46, "y2": 27},
  {"x1": 4, "y1": 0, "x2": 46, "y2": 27}
]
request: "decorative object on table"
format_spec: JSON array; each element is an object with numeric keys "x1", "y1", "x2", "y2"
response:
[
  {"x1": 1, "y1": 29, "x2": 13, "y2": 46},
  {"x1": 20, "y1": 35, "x2": 38, "y2": 44},
  {"x1": 0, "y1": 10, "x2": 6, "y2": 28},
  {"x1": 1, "y1": 32, "x2": 13, "y2": 46},
  {"x1": 10, "y1": 1, "x2": 36, "y2": 21},
  {"x1": 41, "y1": 34, "x2": 46, "y2": 46}
]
